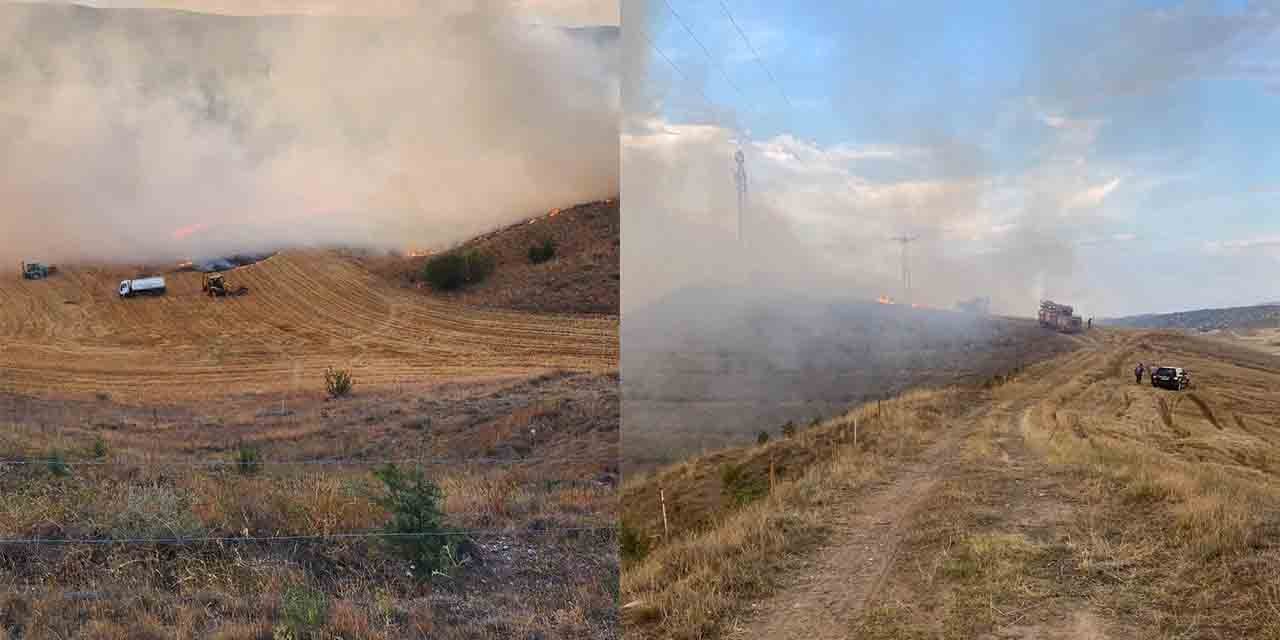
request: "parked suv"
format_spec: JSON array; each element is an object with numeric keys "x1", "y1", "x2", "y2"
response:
[{"x1": 1151, "y1": 366, "x2": 1190, "y2": 390}]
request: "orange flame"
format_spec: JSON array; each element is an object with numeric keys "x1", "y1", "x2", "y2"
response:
[
  {"x1": 172, "y1": 222, "x2": 208, "y2": 241},
  {"x1": 877, "y1": 296, "x2": 895, "y2": 305}
]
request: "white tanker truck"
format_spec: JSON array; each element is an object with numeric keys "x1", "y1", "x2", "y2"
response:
[{"x1": 118, "y1": 277, "x2": 167, "y2": 298}]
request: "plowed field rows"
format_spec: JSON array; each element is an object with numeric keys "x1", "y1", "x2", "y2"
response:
[{"x1": 0, "y1": 251, "x2": 618, "y2": 399}]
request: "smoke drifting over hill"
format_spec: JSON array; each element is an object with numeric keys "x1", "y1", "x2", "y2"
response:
[
  {"x1": 623, "y1": 1, "x2": 1280, "y2": 319},
  {"x1": 0, "y1": 2, "x2": 619, "y2": 267}
]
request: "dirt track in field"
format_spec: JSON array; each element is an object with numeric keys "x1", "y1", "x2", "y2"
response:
[
  {"x1": 726, "y1": 327, "x2": 1280, "y2": 638},
  {"x1": 0, "y1": 251, "x2": 618, "y2": 399}
]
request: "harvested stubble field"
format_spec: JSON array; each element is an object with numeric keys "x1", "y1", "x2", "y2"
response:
[
  {"x1": 0, "y1": 221, "x2": 620, "y2": 639},
  {"x1": 622, "y1": 327, "x2": 1280, "y2": 640},
  {"x1": 0, "y1": 248, "x2": 617, "y2": 399}
]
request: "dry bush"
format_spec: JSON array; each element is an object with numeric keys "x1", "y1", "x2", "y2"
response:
[
  {"x1": 103, "y1": 483, "x2": 205, "y2": 539},
  {"x1": 439, "y1": 469, "x2": 531, "y2": 524},
  {"x1": 324, "y1": 367, "x2": 354, "y2": 399},
  {"x1": 326, "y1": 599, "x2": 373, "y2": 638}
]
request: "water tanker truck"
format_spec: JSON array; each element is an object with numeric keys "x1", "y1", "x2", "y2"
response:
[
  {"x1": 118, "y1": 277, "x2": 167, "y2": 298},
  {"x1": 1038, "y1": 300, "x2": 1083, "y2": 334}
]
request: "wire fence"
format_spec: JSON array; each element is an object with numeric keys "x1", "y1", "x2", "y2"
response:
[
  {"x1": 0, "y1": 524, "x2": 617, "y2": 547},
  {"x1": 0, "y1": 454, "x2": 616, "y2": 469}
]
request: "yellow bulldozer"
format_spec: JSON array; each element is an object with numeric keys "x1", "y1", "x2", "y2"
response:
[{"x1": 202, "y1": 272, "x2": 249, "y2": 297}]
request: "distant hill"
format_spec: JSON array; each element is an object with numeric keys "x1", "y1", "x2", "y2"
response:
[{"x1": 1100, "y1": 304, "x2": 1280, "y2": 331}]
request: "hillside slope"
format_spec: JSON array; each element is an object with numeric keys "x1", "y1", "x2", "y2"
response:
[
  {"x1": 1102, "y1": 303, "x2": 1280, "y2": 330},
  {"x1": 624, "y1": 285, "x2": 1079, "y2": 471},
  {"x1": 357, "y1": 199, "x2": 619, "y2": 315}
]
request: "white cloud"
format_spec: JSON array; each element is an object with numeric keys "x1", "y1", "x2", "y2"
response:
[
  {"x1": 1204, "y1": 235, "x2": 1280, "y2": 254},
  {"x1": 1066, "y1": 177, "x2": 1122, "y2": 209}
]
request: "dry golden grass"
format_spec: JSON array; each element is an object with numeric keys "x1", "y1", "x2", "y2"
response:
[
  {"x1": 0, "y1": 249, "x2": 617, "y2": 400},
  {"x1": 620, "y1": 388, "x2": 977, "y2": 640},
  {"x1": 0, "y1": 369, "x2": 620, "y2": 639},
  {"x1": 839, "y1": 329, "x2": 1280, "y2": 639}
]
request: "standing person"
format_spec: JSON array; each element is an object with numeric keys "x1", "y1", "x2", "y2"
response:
[
  {"x1": 1088, "y1": 317, "x2": 1092, "y2": 330},
  {"x1": 1135, "y1": 362, "x2": 1144, "y2": 384}
]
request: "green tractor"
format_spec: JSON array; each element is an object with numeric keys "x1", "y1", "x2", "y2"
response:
[{"x1": 21, "y1": 261, "x2": 57, "y2": 280}]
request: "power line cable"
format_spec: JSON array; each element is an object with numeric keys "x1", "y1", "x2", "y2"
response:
[
  {"x1": 659, "y1": 0, "x2": 745, "y2": 98},
  {"x1": 717, "y1": 0, "x2": 795, "y2": 111},
  {"x1": 639, "y1": 29, "x2": 719, "y2": 109}
]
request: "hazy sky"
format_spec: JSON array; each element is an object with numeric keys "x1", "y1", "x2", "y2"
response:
[
  {"x1": 626, "y1": 0, "x2": 1280, "y2": 317},
  {"x1": 8, "y1": 0, "x2": 618, "y2": 25}
]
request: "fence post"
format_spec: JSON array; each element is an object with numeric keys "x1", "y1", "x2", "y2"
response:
[
  {"x1": 769, "y1": 456, "x2": 776, "y2": 494},
  {"x1": 853, "y1": 417, "x2": 859, "y2": 449},
  {"x1": 660, "y1": 488, "x2": 669, "y2": 540}
]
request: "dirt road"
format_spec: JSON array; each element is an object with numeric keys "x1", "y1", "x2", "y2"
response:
[
  {"x1": 726, "y1": 326, "x2": 1280, "y2": 638},
  {"x1": 0, "y1": 251, "x2": 618, "y2": 399}
]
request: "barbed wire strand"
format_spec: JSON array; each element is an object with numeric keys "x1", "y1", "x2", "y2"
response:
[
  {"x1": 0, "y1": 454, "x2": 614, "y2": 468},
  {"x1": 0, "y1": 525, "x2": 617, "y2": 546}
]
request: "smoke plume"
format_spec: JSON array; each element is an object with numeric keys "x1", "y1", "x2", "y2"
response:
[{"x1": 0, "y1": 2, "x2": 619, "y2": 267}]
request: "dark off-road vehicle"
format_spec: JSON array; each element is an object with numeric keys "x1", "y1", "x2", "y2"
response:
[{"x1": 1151, "y1": 366, "x2": 1190, "y2": 390}]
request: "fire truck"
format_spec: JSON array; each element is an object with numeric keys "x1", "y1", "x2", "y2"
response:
[{"x1": 1039, "y1": 300, "x2": 1083, "y2": 334}]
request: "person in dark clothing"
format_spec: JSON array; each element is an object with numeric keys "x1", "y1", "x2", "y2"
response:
[
  {"x1": 1087, "y1": 317, "x2": 1092, "y2": 330},
  {"x1": 1135, "y1": 362, "x2": 1144, "y2": 384}
]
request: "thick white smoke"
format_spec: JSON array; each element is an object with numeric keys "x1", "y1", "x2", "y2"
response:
[{"x1": 0, "y1": 2, "x2": 619, "y2": 267}]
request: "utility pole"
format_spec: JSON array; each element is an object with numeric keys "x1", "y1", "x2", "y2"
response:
[
  {"x1": 734, "y1": 147, "x2": 747, "y2": 247},
  {"x1": 890, "y1": 235, "x2": 917, "y2": 304}
]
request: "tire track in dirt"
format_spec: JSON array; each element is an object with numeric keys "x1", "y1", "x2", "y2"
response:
[
  {"x1": 725, "y1": 407, "x2": 981, "y2": 639},
  {"x1": 725, "y1": 333, "x2": 1112, "y2": 639}
]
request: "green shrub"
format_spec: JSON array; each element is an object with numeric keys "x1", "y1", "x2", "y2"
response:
[
  {"x1": 373, "y1": 464, "x2": 456, "y2": 580},
  {"x1": 279, "y1": 585, "x2": 328, "y2": 637},
  {"x1": 620, "y1": 521, "x2": 650, "y2": 563},
  {"x1": 720, "y1": 463, "x2": 767, "y2": 507},
  {"x1": 47, "y1": 451, "x2": 70, "y2": 477},
  {"x1": 528, "y1": 238, "x2": 557, "y2": 264},
  {"x1": 236, "y1": 444, "x2": 261, "y2": 475},
  {"x1": 423, "y1": 249, "x2": 496, "y2": 291},
  {"x1": 324, "y1": 366, "x2": 354, "y2": 399},
  {"x1": 756, "y1": 431, "x2": 770, "y2": 446},
  {"x1": 92, "y1": 437, "x2": 108, "y2": 459},
  {"x1": 781, "y1": 421, "x2": 797, "y2": 439}
]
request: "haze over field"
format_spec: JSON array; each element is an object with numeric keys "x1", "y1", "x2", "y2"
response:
[
  {"x1": 624, "y1": 0, "x2": 1280, "y2": 318},
  {"x1": 0, "y1": 1, "x2": 619, "y2": 267}
]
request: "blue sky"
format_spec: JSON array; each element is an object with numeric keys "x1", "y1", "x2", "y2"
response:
[{"x1": 626, "y1": 0, "x2": 1280, "y2": 316}]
